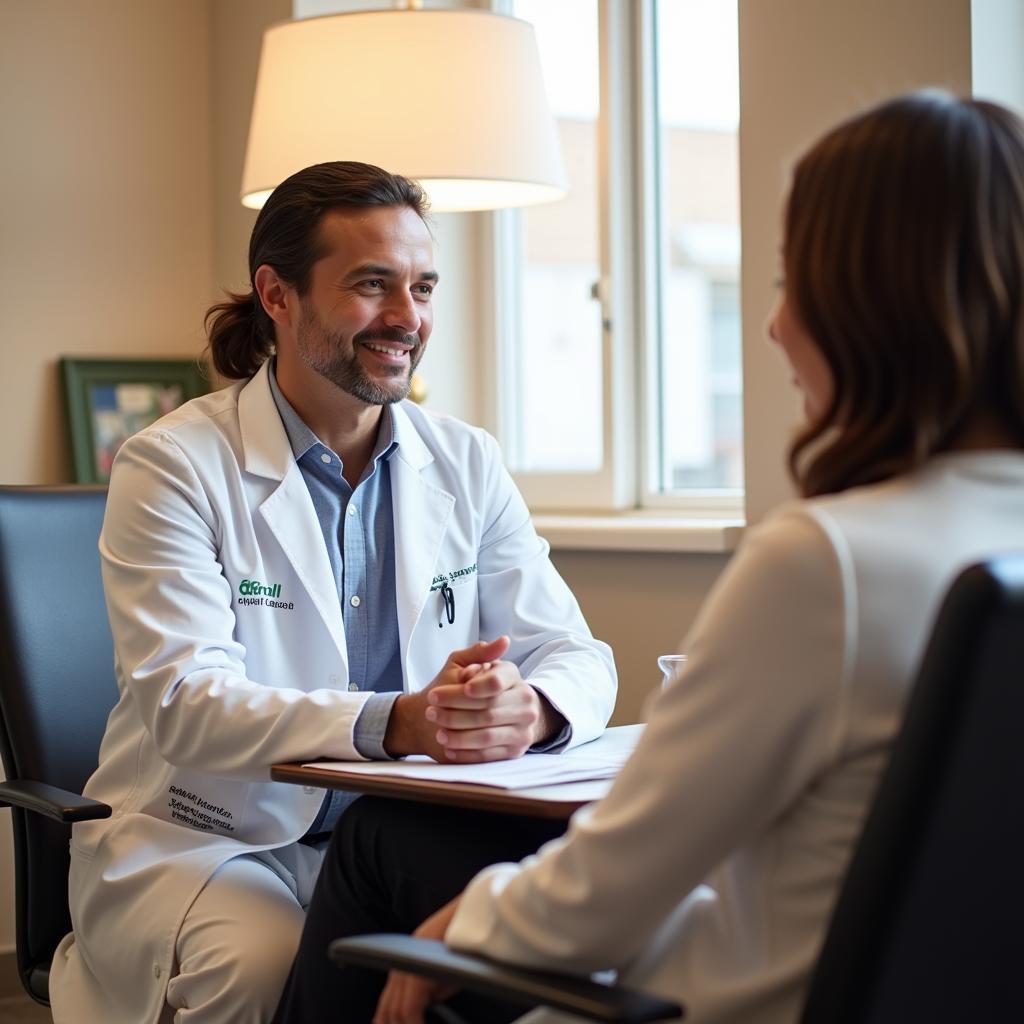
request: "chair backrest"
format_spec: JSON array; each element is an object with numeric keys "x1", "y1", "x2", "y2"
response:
[
  {"x1": 0, "y1": 485, "x2": 117, "y2": 1000},
  {"x1": 800, "y1": 556, "x2": 1024, "y2": 1023}
]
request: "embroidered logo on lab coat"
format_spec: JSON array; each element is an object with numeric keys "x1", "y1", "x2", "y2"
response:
[
  {"x1": 429, "y1": 563, "x2": 478, "y2": 590},
  {"x1": 236, "y1": 577, "x2": 294, "y2": 610}
]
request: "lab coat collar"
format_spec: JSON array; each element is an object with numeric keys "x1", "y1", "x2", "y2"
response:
[
  {"x1": 238, "y1": 361, "x2": 294, "y2": 482},
  {"x1": 237, "y1": 363, "x2": 346, "y2": 665},
  {"x1": 390, "y1": 401, "x2": 435, "y2": 472}
]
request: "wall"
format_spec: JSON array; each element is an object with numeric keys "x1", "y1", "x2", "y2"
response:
[
  {"x1": 972, "y1": 0, "x2": 1024, "y2": 110},
  {"x1": 0, "y1": 0, "x2": 216, "y2": 486},
  {"x1": 552, "y1": 550, "x2": 728, "y2": 725},
  {"x1": 209, "y1": 0, "x2": 291, "y2": 297}
]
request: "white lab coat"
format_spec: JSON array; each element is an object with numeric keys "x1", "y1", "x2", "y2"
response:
[
  {"x1": 49, "y1": 361, "x2": 616, "y2": 1024},
  {"x1": 447, "y1": 451, "x2": 1024, "y2": 1024}
]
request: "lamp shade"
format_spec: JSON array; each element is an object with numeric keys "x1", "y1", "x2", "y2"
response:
[{"x1": 241, "y1": 10, "x2": 568, "y2": 212}]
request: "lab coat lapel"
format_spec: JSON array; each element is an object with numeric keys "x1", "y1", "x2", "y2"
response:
[
  {"x1": 390, "y1": 405, "x2": 454, "y2": 675},
  {"x1": 238, "y1": 365, "x2": 347, "y2": 669}
]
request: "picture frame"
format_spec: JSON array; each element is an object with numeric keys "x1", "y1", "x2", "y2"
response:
[{"x1": 60, "y1": 357, "x2": 211, "y2": 484}]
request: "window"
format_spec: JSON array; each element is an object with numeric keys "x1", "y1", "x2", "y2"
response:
[{"x1": 489, "y1": 0, "x2": 742, "y2": 516}]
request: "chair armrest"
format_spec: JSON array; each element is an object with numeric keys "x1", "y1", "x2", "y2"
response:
[
  {"x1": 0, "y1": 779, "x2": 111, "y2": 822},
  {"x1": 330, "y1": 934, "x2": 683, "y2": 1024}
]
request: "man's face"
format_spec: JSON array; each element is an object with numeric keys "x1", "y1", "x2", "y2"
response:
[{"x1": 295, "y1": 206, "x2": 436, "y2": 406}]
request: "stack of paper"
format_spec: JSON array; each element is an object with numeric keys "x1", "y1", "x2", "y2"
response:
[{"x1": 305, "y1": 723, "x2": 644, "y2": 791}]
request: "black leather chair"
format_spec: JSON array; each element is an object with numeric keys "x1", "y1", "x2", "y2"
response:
[
  {"x1": 333, "y1": 556, "x2": 1024, "y2": 1023},
  {"x1": 0, "y1": 485, "x2": 116, "y2": 1005}
]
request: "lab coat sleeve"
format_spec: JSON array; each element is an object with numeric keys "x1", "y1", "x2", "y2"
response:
[
  {"x1": 475, "y1": 431, "x2": 617, "y2": 748},
  {"x1": 100, "y1": 428, "x2": 370, "y2": 778},
  {"x1": 447, "y1": 506, "x2": 850, "y2": 972}
]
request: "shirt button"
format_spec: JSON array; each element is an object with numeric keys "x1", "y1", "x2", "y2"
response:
[
  {"x1": 154, "y1": 964, "x2": 162, "y2": 979},
  {"x1": 320, "y1": 452, "x2": 331, "y2": 464},
  {"x1": 347, "y1": 505, "x2": 356, "y2": 516},
  {"x1": 350, "y1": 595, "x2": 361, "y2": 607},
  {"x1": 348, "y1": 682, "x2": 359, "y2": 692}
]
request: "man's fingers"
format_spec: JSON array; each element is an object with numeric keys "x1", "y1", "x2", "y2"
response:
[
  {"x1": 430, "y1": 663, "x2": 519, "y2": 706},
  {"x1": 426, "y1": 693, "x2": 537, "y2": 731},
  {"x1": 425, "y1": 684, "x2": 494, "y2": 710},
  {"x1": 446, "y1": 635, "x2": 510, "y2": 669},
  {"x1": 437, "y1": 723, "x2": 535, "y2": 755}
]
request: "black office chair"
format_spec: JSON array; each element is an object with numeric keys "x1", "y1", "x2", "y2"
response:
[
  {"x1": 333, "y1": 556, "x2": 1024, "y2": 1023},
  {"x1": 0, "y1": 485, "x2": 116, "y2": 1005}
]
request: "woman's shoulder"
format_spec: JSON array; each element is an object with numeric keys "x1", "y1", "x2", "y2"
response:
[{"x1": 750, "y1": 451, "x2": 1024, "y2": 591}]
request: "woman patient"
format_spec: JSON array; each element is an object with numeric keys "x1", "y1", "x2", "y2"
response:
[{"x1": 279, "y1": 91, "x2": 1024, "y2": 1024}]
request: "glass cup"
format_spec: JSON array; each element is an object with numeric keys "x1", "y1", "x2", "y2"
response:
[{"x1": 657, "y1": 654, "x2": 687, "y2": 689}]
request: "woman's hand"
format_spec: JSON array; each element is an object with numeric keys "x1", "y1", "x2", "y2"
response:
[{"x1": 373, "y1": 897, "x2": 463, "y2": 1024}]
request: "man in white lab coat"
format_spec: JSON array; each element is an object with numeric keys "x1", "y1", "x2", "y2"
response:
[{"x1": 48, "y1": 161, "x2": 616, "y2": 1024}]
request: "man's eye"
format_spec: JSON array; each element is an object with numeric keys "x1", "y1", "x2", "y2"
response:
[
  {"x1": 413, "y1": 284, "x2": 434, "y2": 297},
  {"x1": 361, "y1": 279, "x2": 385, "y2": 290}
]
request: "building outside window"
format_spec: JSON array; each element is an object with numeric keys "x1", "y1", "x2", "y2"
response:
[{"x1": 493, "y1": 0, "x2": 741, "y2": 514}]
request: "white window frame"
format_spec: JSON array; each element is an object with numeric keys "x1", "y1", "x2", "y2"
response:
[{"x1": 484, "y1": 0, "x2": 745, "y2": 523}]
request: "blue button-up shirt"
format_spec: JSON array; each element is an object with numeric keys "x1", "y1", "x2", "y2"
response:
[{"x1": 268, "y1": 362, "x2": 403, "y2": 834}]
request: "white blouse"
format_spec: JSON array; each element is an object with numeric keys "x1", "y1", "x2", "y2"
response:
[{"x1": 446, "y1": 452, "x2": 1024, "y2": 1024}]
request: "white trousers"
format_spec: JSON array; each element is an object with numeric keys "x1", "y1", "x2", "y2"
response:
[{"x1": 157, "y1": 840, "x2": 328, "y2": 1024}]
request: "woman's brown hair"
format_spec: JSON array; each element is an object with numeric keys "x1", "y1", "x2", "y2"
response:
[
  {"x1": 784, "y1": 91, "x2": 1024, "y2": 497},
  {"x1": 205, "y1": 161, "x2": 428, "y2": 380}
]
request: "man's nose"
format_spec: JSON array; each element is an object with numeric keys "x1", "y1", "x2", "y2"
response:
[{"x1": 381, "y1": 289, "x2": 421, "y2": 333}]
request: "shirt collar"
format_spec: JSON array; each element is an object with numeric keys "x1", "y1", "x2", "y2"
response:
[{"x1": 267, "y1": 358, "x2": 399, "y2": 469}]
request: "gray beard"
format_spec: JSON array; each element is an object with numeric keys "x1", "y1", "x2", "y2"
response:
[{"x1": 296, "y1": 308, "x2": 422, "y2": 406}]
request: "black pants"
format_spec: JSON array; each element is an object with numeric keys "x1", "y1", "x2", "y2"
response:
[{"x1": 272, "y1": 796, "x2": 566, "y2": 1024}]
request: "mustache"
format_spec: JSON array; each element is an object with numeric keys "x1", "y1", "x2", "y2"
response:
[{"x1": 353, "y1": 327, "x2": 419, "y2": 347}]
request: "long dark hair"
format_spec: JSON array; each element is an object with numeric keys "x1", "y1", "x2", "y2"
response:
[
  {"x1": 784, "y1": 91, "x2": 1024, "y2": 497},
  {"x1": 205, "y1": 161, "x2": 428, "y2": 380}
]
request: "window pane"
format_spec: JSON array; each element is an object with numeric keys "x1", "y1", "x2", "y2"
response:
[
  {"x1": 510, "y1": 0, "x2": 602, "y2": 473},
  {"x1": 655, "y1": 0, "x2": 743, "y2": 493}
]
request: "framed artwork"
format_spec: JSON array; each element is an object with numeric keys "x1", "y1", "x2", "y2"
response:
[{"x1": 61, "y1": 357, "x2": 211, "y2": 483}]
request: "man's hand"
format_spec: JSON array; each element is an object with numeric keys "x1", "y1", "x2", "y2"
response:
[
  {"x1": 384, "y1": 636, "x2": 562, "y2": 762},
  {"x1": 373, "y1": 898, "x2": 462, "y2": 1024}
]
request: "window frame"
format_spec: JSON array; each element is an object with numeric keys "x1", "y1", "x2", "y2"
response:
[{"x1": 485, "y1": 0, "x2": 745, "y2": 520}]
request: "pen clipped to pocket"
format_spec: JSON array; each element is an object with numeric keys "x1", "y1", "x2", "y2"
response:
[{"x1": 438, "y1": 581, "x2": 455, "y2": 627}]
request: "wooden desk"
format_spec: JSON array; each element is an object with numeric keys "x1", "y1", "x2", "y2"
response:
[
  {"x1": 273, "y1": 725, "x2": 640, "y2": 819},
  {"x1": 270, "y1": 761, "x2": 613, "y2": 819}
]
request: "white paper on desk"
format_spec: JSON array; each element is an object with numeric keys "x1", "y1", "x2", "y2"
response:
[{"x1": 306, "y1": 723, "x2": 645, "y2": 790}]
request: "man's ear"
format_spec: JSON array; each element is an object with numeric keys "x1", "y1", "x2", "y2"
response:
[{"x1": 254, "y1": 265, "x2": 295, "y2": 330}]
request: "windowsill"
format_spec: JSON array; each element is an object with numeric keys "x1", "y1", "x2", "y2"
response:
[{"x1": 532, "y1": 512, "x2": 745, "y2": 554}]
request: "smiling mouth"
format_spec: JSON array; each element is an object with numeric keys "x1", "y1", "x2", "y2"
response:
[{"x1": 361, "y1": 341, "x2": 411, "y2": 357}]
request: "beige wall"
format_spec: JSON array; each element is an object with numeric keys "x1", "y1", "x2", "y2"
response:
[
  {"x1": 209, "y1": 0, "x2": 291, "y2": 295},
  {"x1": 553, "y1": 550, "x2": 730, "y2": 725},
  {"x1": 0, "y1": 0, "x2": 215, "y2": 485}
]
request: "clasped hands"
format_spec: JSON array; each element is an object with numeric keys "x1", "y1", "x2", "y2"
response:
[{"x1": 384, "y1": 635, "x2": 556, "y2": 762}]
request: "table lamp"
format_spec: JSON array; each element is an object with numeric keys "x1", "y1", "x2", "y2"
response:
[{"x1": 241, "y1": 6, "x2": 568, "y2": 212}]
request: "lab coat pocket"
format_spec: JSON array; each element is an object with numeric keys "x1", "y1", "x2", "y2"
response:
[{"x1": 429, "y1": 569, "x2": 479, "y2": 633}]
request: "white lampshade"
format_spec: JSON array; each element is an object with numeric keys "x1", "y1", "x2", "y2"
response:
[{"x1": 241, "y1": 10, "x2": 568, "y2": 212}]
